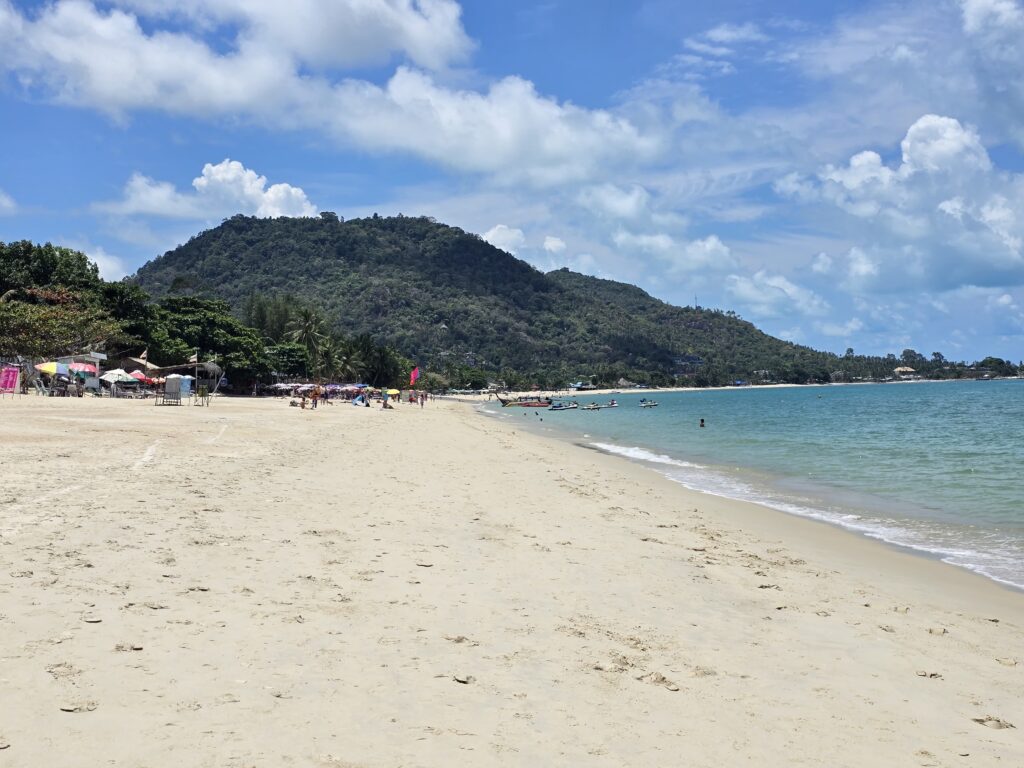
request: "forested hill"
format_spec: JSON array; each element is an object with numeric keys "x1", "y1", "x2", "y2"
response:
[{"x1": 131, "y1": 213, "x2": 849, "y2": 384}]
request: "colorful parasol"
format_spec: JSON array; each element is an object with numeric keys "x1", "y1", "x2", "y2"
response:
[
  {"x1": 34, "y1": 361, "x2": 70, "y2": 376},
  {"x1": 129, "y1": 370, "x2": 148, "y2": 381},
  {"x1": 99, "y1": 368, "x2": 135, "y2": 383},
  {"x1": 386, "y1": 389, "x2": 401, "y2": 395},
  {"x1": 69, "y1": 362, "x2": 97, "y2": 374}
]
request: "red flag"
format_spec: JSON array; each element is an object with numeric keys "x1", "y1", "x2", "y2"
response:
[{"x1": 409, "y1": 366, "x2": 420, "y2": 385}]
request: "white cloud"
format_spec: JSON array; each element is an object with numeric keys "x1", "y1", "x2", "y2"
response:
[
  {"x1": 811, "y1": 252, "x2": 833, "y2": 274},
  {"x1": 482, "y1": 224, "x2": 525, "y2": 254},
  {"x1": 899, "y1": 114, "x2": 991, "y2": 174},
  {"x1": 725, "y1": 270, "x2": 830, "y2": 317},
  {"x1": 704, "y1": 23, "x2": 767, "y2": 44},
  {"x1": 192, "y1": 160, "x2": 317, "y2": 217},
  {"x1": 683, "y1": 38, "x2": 732, "y2": 57},
  {"x1": 86, "y1": 246, "x2": 128, "y2": 280},
  {"x1": 612, "y1": 229, "x2": 675, "y2": 255},
  {"x1": 0, "y1": 1, "x2": 655, "y2": 187},
  {"x1": 0, "y1": 188, "x2": 15, "y2": 214},
  {"x1": 846, "y1": 247, "x2": 879, "y2": 280},
  {"x1": 674, "y1": 235, "x2": 737, "y2": 272},
  {"x1": 129, "y1": 0, "x2": 475, "y2": 71},
  {"x1": 97, "y1": 159, "x2": 317, "y2": 219},
  {"x1": 779, "y1": 114, "x2": 1024, "y2": 292},
  {"x1": 817, "y1": 317, "x2": 865, "y2": 337},
  {"x1": 613, "y1": 229, "x2": 738, "y2": 275},
  {"x1": 543, "y1": 236, "x2": 566, "y2": 254},
  {"x1": 959, "y1": 0, "x2": 1024, "y2": 35},
  {"x1": 577, "y1": 183, "x2": 651, "y2": 219}
]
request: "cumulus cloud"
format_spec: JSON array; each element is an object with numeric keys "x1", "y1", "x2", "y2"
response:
[
  {"x1": 612, "y1": 229, "x2": 675, "y2": 255},
  {"x1": 86, "y1": 246, "x2": 128, "y2": 280},
  {"x1": 0, "y1": 1, "x2": 654, "y2": 186},
  {"x1": 959, "y1": 0, "x2": 1023, "y2": 35},
  {"x1": 725, "y1": 270, "x2": 830, "y2": 317},
  {"x1": 577, "y1": 183, "x2": 651, "y2": 219},
  {"x1": 97, "y1": 159, "x2": 317, "y2": 219},
  {"x1": 777, "y1": 114, "x2": 1024, "y2": 292},
  {"x1": 0, "y1": 188, "x2": 15, "y2": 214},
  {"x1": 482, "y1": 224, "x2": 525, "y2": 254},
  {"x1": 674, "y1": 235, "x2": 737, "y2": 272},
  {"x1": 543, "y1": 236, "x2": 566, "y2": 254},
  {"x1": 846, "y1": 247, "x2": 880, "y2": 281},
  {"x1": 811, "y1": 252, "x2": 833, "y2": 274},
  {"x1": 817, "y1": 317, "x2": 865, "y2": 337},
  {"x1": 112, "y1": 0, "x2": 475, "y2": 72},
  {"x1": 612, "y1": 230, "x2": 737, "y2": 275}
]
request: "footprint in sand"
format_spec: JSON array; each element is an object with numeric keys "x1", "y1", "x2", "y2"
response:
[
  {"x1": 972, "y1": 715, "x2": 1014, "y2": 729},
  {"x1": 636, "y1": 671, "x2": 680, "y2": 692},
  {"x1": 444, "y1": 635, "x2": 480, "y2": 646},
  {"x1": 59, "y1": 701, "x2": 97, "y2": 713}
]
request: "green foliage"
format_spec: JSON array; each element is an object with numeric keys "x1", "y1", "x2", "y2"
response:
[
  {"x1": 1, "y1": 240, "x2": 100, "y2": 296},
  {"x1": 267, "y1": 342, "x2": 309, "y2": 378},
  {"x1": 130, "y1": 215, "x2": 1021, "y2": 385},
  {"x1": 0, "y1": 287, "x2": 126, "y2": 358},
  {"x1": 143, "y1": 296, "x2": 270, "y2": 383}
]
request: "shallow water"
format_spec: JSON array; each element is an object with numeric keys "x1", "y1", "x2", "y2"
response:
[{"x1": 483, "y1": 380, "x2": 1024, "y2": 589}]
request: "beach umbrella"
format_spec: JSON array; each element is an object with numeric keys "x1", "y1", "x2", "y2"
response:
[
  {"x1": 129, "y1": 370, "x2": 148, "y2": 381},
  {"x1": 386, "y1": 388, "x2": 400, "y2": 395},
  {"x1": 100, "y1": 368, "x2": 135, "y2": 383},
  {"x1": 35, "y1": 361, "x2": 70, "y2": 376},
  {"x1": 69, "y1": 362, "x2": 97, "y2": 374}
]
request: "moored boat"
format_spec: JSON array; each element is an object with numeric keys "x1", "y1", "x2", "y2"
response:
[
  {"x1": 582, "y1": 399, "x2": 618, "y2": 410},
  {"x1": 639, "y1": 398, "x2": 659, "y2": 408},
  {"x1": 496, "y1": 394, "x2": 554, "y2": 407},
  {"x1": 549, "y1": 401, "x2": 578, "y2": 411}
]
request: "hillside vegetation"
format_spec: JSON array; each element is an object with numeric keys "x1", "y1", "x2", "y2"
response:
[{"x1": 133, "y1": 214, "x2": 871, "y2": 386}]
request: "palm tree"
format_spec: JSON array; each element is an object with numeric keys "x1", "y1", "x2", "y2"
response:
[
  {"x1": 315, "y1": 336, "x2": 342, "y2": 381},
  {"x1": 336, "y1": 338, "x2": 366, "y2": 382},
  {"x1": 285, "y1": 307, "x2": 325, "y2": 375}
]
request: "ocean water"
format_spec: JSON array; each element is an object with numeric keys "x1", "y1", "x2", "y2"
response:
[{"x1": 482, "y1": 380, "x2": 1024, "y2": 590}]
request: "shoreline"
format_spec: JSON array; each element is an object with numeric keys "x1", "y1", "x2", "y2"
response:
[
  {"x1": 449, "y1": 375, "x2": 1023, "y2": 403},
  {"x1": 471, "y1": 386, "x2": 1024, "y2": 594},
  {"x1": 2, "y1": 395, "x2": 1021, "y2": 765},
  {"x1": 476, "y1": 397, "x2": 1024, "y2": 598}
]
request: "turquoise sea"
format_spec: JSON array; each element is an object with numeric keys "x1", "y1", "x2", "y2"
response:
[{"x1": 482, "y1": 380, "x2": 1024, "y2": 590}]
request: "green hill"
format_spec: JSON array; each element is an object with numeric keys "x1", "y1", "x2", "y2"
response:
[{"x1": 131, "y1": 213, "x2": 853, "y2": 385}]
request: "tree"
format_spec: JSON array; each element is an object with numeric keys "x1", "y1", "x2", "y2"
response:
[
  {"x1": 315, "y1": 336, "x2": 342, "y2": 380},
  {"x1": 0, "y1": 289, "x2": 125, "y2": 359},
  {"x1": 286, "y1": 307, "x2": 326, "y2": 364},
  {"x1": 144, "y1": 296, "x2": 269, "y2": 386},
  {"x1": 267, "y1": 342, "x2": 308, "y2": 378},
  {"x1": 0, "y1": 240, "x2": 100, "y2": 295}
]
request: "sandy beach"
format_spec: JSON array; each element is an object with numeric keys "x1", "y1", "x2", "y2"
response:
[{"x1": 1, "y1": 395, "x2": 1021, "y2": 767}]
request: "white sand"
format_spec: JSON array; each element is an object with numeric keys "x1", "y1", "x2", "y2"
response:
[{"x1": 1, "y1": 395, "x2": 1021, "y2": 767}]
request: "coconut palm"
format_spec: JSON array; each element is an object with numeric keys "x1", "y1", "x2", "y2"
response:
[
  {"x1": 336, "y1": 338, "x2": 366, "y2": 382},
  {"x1": 285, "y1": 307, "x2": 325, "y2": 374},
  {"x1": 315, "y1": 335, "x2": 342, "y2": 381}
]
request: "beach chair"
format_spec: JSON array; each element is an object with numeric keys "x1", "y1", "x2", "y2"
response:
[
  {"x1": 156, "y1": 377, "x2": 183, "y2": 406},
  {"x1": 34, "y1": 379, "x2": 49, "y2": 397}
]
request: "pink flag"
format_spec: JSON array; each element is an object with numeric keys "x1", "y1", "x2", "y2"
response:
[{"x1": 409, "y1": 366, "x2": 420, "y2": 385}]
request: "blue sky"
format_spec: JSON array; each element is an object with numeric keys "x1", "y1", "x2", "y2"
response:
[{"x1": 2, "y1": 0, "x2": 1024, "y2": 361}]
